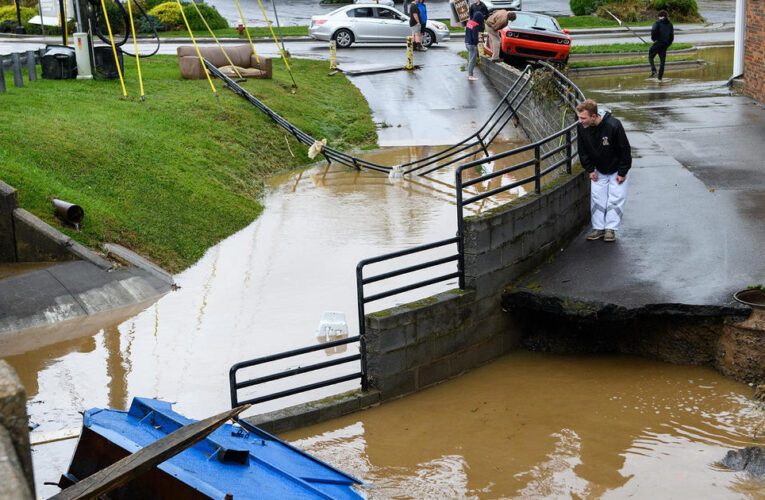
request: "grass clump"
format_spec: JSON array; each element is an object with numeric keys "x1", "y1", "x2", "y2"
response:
[{"x1": 0, "y1": 55, "x2": 376, "y2": 272}]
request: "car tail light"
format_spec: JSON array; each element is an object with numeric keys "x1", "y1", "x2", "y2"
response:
[{"x1": 312, "y1": 19, "x2": 327, "y2": 25}]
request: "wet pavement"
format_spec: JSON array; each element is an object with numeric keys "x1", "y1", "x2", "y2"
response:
[
  {"x1": 284, "y1": 351, "x2": 764, "y2": 498},
  {"x1": 517, "y1": 46, "x2": 765, "y2": 308}
]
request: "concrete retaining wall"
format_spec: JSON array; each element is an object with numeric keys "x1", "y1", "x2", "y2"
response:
[
  {"x1": 0, "y1": 180, "x2": 110, "y2": 268},
  {"x1": 0, "y1": 361, "x2": 34, "y2": 500}
]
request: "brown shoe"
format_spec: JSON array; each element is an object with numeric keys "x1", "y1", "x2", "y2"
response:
[
  {"x1": 586, "y1": 229, "x2": 604, "y2": 240},
  {"x1": 604, "y1": 229, "x2": 616, "y2": 242}
]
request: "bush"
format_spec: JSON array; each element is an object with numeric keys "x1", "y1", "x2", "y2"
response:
[
  {"x1": 652, "y1": 0, "x2": 700, "y2": 18},
  {"x1": 136, "y1": 13, "x2": 165, "y2": 32},
  {"x1": 0, "y1": 5, "x2": 36, "y2": 25},
  {"x1": 181, "y1": 3, "x2": 227, "y2": 30},
  {"x1": 570, "y1": 0, "x2": 601, "y2": 16},
  {"x1": 148, "y1": 1, "x2": 182, "y2": 30},
  {"x1": 0, "y1": 18, "x2": 15, "y2": 32}
]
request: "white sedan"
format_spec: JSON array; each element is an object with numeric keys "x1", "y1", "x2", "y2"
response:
[{"x1": 309, "y1": 4, "x2": 450, "y2": 48}]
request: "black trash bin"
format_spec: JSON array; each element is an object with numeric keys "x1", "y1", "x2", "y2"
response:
[
  {"x1": 93, "y1": 46, "x2": 124, "y2": 80},
  {"x1": 41, "y1": 45, "x2": 77, "y2": 80}
]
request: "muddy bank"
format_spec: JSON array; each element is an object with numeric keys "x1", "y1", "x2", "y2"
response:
[{"x1": 503, "y1": 289, "x2": 764, "y2": 385}]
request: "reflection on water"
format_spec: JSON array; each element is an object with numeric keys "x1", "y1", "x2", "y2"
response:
[
  {"x1": 284, "y1": 352, "x2": 765, "y2": 499},
  {"x1": 8, "y1": 142, "x2": 537, "y2": 497}
]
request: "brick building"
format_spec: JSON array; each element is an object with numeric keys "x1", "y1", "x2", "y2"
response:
[{"x1": 736, "y1": 0, "x2": 765, "y2": 101}]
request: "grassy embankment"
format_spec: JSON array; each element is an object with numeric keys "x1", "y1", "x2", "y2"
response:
[
  {"x1": 569, "y1": 42, "x2": 692, "y2": 54},
  {"x1": 0, "y1": 55, "x2": 376, "y2": 272}
]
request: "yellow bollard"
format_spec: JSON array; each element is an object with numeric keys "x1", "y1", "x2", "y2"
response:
[
  {"x1": 478, "y1": 32, "x2": 485, "y2": 57},
  {"x1": 406, "y1": 36, "x2": 414, "y2": 70},
  {"x1": 329, "y1": 40, "x2": 337, "y2": 70}
]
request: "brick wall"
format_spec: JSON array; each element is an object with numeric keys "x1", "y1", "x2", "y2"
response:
[{"x1": 743, "y1": 0, "x2": 765, "y2": 101}]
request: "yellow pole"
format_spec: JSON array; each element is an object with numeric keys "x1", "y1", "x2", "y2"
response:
[
  {"x1": 100, "y1": 0, "x2": 127, "y2": 97},
  {"x1": 189, "y1": 0, "x2": 243, "y2": 79},
  {"x1": 126, "y1": 0, "x2": 145, "y2": 101},
  {"x1": 254, "y1": 0, "x2": 296, "y2": 87},
  {"x1": 478, "y1": 32, "x2": 485, "y2": 57},
  {"x1": 329, "y1": 39, "x2": 337, "y2": 70},
  {"x1": 232, "y1": 0, "x2": 259, "y2": 64},
  {"x1": 406, "y1": 36, "x2": 413, "y2": 70},
  {"x1": 176, "y1": 0, "x2": 225, "y2": 118},
  {"x1": 62, "y1": 0, "x2": 68, "y2": 45}
]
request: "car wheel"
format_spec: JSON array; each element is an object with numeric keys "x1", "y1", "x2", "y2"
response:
[
  {"x1": 422, "y1": 29, "x2": 435, "y2": 48},
  {"x1": 334, "y1": 29, "x2": 354, "y2": 49}
]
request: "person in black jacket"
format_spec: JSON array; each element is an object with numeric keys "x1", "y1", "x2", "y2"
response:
[
  {"x1": 468, "y1": 0, "x2": 489, "y2": 31},
  {"x1": 649, "y1": 10, "x2": 674, "y2": 80},
  {"x1": 576, "y1": 99, "x2": 632, "y2": 242}
]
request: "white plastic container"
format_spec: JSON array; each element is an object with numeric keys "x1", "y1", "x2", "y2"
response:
[
  {"x1": 73, "y1": 32, "x2": 92, "y2": 80},
  {"x1": 316, "y1": 311, "x2": 349, "y2": 340}
]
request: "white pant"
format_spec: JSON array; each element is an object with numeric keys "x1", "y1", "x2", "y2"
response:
[{"x1": 591, "y1": 171, "x2": 628, "y2": 230}]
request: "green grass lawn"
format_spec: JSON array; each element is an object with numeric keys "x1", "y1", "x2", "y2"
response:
[
  {"x1": 570, "y1": 42, "x2": 693, "y2": 54},
  {"x1": 0, "y1": 55, "x2": 375, "y2": 272},
  {"x1": 569, "y1": 55, "x2": 696, "y2": 68}
]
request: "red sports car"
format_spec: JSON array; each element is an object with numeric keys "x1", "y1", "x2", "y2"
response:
[{"x1": 486, "y1": 12, "x2": 572, "y2": 64}]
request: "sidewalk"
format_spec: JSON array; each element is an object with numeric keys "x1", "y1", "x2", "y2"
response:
[{"x1": 508, "y1": 80, "x2": 765, "y2": 314}]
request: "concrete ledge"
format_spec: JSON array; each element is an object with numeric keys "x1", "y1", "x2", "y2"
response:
[
  {"x1": 0, "y1": 361, "x2": 33, "y2": 496},
  {"x1": 569, "y1": 59, "x2": 705, "y2": 76},
  {"x1": 0, "y1": 182, "x2": 17, "y2": 262},
  {"x1": 244, "y1": 389, "x2": 382, "y2": 435},
  {"x1": 12, "y1": 209, "x2": 112, "y2": 270},
  {"x1": 104, "y1": 244, "x2": 175, "y2": 285}
]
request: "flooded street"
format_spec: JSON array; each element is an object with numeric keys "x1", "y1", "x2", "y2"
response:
[
  {"x1": 284, "y1": 351, "x2": 765, "y2": 499},
  {"x1": 6, "y1": 44, "x2": 763, "y2": 498}
]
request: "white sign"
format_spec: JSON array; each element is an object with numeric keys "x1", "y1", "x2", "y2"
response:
[{"x1": 28, "y1": 0, "x2": 75, "y2": 26}]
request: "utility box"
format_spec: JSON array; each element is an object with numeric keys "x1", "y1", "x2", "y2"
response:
[
  {"x1": 41, "y1": 45, "x2": 77, "y2": 80},
  {"x1": 93, "y1": 46, "x2": 123, "y2": 80},
  {"x1": 73, "y1": 32, "x2": 93, "y2": 80}
]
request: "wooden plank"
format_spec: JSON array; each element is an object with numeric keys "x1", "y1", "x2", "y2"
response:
[
  {"x1": 26, "y1": 51, "x2": 36, "y2": 81},
  {"x1": 49, "y1": 404, "x2": 250, "y2": 500},
  {"x1": 12, "y1": 53, "x2": 23, "y2": 88},
  {"x1": 29, "y1": 427, "x2": 80, "y2": 446}
]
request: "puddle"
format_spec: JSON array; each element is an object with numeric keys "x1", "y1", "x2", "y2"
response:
[
  {"x1": 0, "y1": 261, "x2": 58, "y2": 280},
  {"x1": 283, "y1": 351, "x2": 765, "y2": 499}
]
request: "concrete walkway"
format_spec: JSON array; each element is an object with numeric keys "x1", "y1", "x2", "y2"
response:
[{"x1": 511, "y1": 77, "x2": 765, "y2": 314}]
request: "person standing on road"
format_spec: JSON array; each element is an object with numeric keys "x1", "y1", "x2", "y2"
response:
[
  {"x1": 418, "y1": 0, "x2": 428, "y2": 46},
  {"x1": 469, "y1": 0, "x2": 489, "y2": 31},
  {"x1": 465, "y1": 11, "x2": 484, "y2": 81},
  {"x1": 649, "y1": 9, "x2": 674, "y2": 80},
  {"x1": 576, "y1": 99, "x2": 632, "y2": 242},
  {"x1": 485, "y1": 9, "x2": 516, "y2": 61},
  {"x1": 409, "y1": 0, "x2": 426, "y2": 51}
]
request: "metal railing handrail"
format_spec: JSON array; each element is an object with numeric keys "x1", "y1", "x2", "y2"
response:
[{"x1": 229, "y1": 335, "x2": 365, "y2": 407}]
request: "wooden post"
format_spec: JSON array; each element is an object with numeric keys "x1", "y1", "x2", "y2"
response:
[
  {"x1": 11, "y1": 52, "x2": 23, "y2": 87},
  {"x1": 25, "y1": 51, "x2": 36, "y2": 81},
  {"x1": 0, "y1": 56, "x2": 6, "y2": 93}
]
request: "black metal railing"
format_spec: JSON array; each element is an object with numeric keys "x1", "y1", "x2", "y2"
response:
[
  {"x1": 208, "y1": 60, "x2": 535, "y2": 176},
  {"x1": 229, "y1": 335, "x2": 365, "y2": 408},
  {"x1": 228, "y1": 61, "x2": 585, "y2": 410},
  {"x1": 355, "y1": 236, "x2": 463, "y2": 337}
]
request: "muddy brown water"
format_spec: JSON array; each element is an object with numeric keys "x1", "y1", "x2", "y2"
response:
[{"x1": 283, "y1": 352, "x2": 765, "y2": 499}]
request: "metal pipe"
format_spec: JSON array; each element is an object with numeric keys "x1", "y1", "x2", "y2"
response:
[{"x1": 52, "y1": 198, "x2": 84, "y2": 225}]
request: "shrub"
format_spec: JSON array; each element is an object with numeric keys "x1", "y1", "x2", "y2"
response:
[
  {"x1": 181, "y1": 3, "x2": 227, "y2": 30},
  {"x1": 136, "y1": 13, "x2": 165, "y2": 32},
  {"x1": 570, "y1": 0, "x2": 601, "y2": 16},
  {"x1": 0, "y1": 18, "x2": 15, "y2": 32},
  {"x1": 0, "y1": 5, "x2": 36, "y2": 25},
  {"x1": 148, "y1": 1, "x2": 182, "y2": 30},
  {"x1": 652, "y1": 0, "x2": 700, "y2": 18}
]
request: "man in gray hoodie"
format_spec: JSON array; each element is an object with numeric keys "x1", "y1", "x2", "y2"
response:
[{"x1": 649, "y1": 10, "x2": 674, "y2": 81}]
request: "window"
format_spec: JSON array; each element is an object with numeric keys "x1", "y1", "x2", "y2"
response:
[
  {"x1": 347, "y1": 7, "x2": 374, "y2": 18},
  {"x1": 376, "y1": 8, "x2": 402, "y2": 20}
]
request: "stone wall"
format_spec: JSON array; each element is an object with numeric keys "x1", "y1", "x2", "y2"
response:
[
  {"x1": 0, "y1": 182, "x2": 18, "y2": 262},
  {"x1": 743, "y1": 0, "x2": 765, "y2": 102},
  {"x1": 0, "y1": 361, "x2": 34, "y2": 500}
]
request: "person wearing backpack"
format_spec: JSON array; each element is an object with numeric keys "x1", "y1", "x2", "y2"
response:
[
  {"x1": 465, "y1": 11, "x2": 484, "y2": 81},
  {"x1": 408, "y1": 0, "x2": 426, "y2": 51}
]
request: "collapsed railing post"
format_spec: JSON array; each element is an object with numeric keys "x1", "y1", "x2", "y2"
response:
[
  {"x1": 0, "y1": 57, "x2": 6, "y2": 93},
  {"x1": 456, "y1": 166, "x2": 466, "y2": 290}
]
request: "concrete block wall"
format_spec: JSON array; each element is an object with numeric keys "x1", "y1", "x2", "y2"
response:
[
  {"x1": 0, "y1": 182, "x2": 18, "y2": 262},
  {"x1": 365, "y1": 288, "x2": 520, "y2": 400},
  {"x1": 743, "y1": 0, "x2": 765, "y2": 102},
  {"x1": 0, "y1": 361, "x2": 34, "y2": 500}
]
